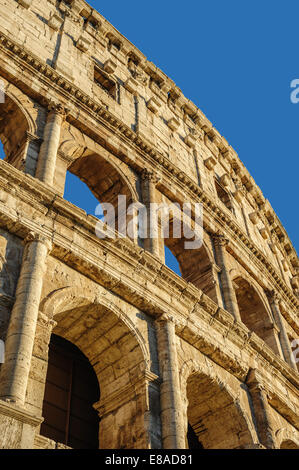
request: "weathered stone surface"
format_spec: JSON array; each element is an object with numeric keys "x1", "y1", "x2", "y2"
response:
[{"x1": 0, "y1": 0, "x2": 297, "y2": 450}]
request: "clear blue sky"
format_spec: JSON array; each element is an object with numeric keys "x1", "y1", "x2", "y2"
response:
[
  {"x1": 0, "y1": 1, "x2": 298, "y2": 275},
  {"x1": 85, "y1": 0, "x2": 298, "y2": 255}
]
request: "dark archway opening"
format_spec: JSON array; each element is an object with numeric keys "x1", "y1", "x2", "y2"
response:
[
  {"x1": 187, "y1": 423, "x2": 204, "y2": 449},
  {"x1": 186, "y1": 372, "x2": 254, "y2": 449},
  {"x1": 41, "y1": 334, "x2": 100, "y2": 449}
]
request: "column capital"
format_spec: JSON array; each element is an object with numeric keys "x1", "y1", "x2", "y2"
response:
[
  {"x1": 155, "y1": 312, "x2": 175, "y2": 324},
  {"x1": 211, "y1": 232, "x2": 229, "y2": 247},
  {"x1": 37, "y1": 311, "x2": 57, "y2": 329},
  {"x1": 57, "y1": 150, "x2": 74, "y2": 166},
  {"x1": 47, "y1": 101, "x2": 69, "y2": 119},
  {"x1": 265, "y1": 288, "x2": 280, "y2": 304},
  {"x1": 246, "y1": 368, "x2": 266, "y2": 391},
  {"x1": 141, "y1": 168, "x2": 160, "y2": 185},
  {"x1": 23, "y1": 231, "x2": 52, "y2": 252}
]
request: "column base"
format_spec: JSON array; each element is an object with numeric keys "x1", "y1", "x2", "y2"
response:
[{"x1": 0, "y1": 399, "x2": 42, "y2": 449}]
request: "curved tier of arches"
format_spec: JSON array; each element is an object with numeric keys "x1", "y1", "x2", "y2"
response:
[
  {"x1": 232, "y1": 275, "x2": 282, "y2": 355},
  {"x1": 0, "y1": 79, "x2": 44, "y2": 174},
  {"x1": 180, "y1": 359, "x2": 258, "y2": 449},
  {"x1": 0, "y1": 74, "x2": 297, "y2": 451},
  {"x1": 38, "y1": 287, "x2": 157, "y2": 449}
]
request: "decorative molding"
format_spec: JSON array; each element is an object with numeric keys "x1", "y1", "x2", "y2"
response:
[
  {"x1": 140, "y1": 168, "x2": 160, "y2": 185},
  {"x1": 124, "y1": 76, "x2": 138, "y2": 94},
  {"x1": 76, "y1": 34, "x2": 91, "y2": 52},
  {"x1": 0, "y1": 399, "x2": 42, "y2": 427},
  {"x1": 93, "y1": 370, "x2": 160, "y2": 418},
  {"x1": 204, "y1": 156, "x2": 217, "y2": 170},
  {"x1": 212, "y1": 233, "x2": 229, "y2": 247},
  {"x1": 249, "y1": 212, "x2": 259, "y2": 225},
  {"x1": 220, "y1": 173, "x2": 230, "y2": 187},
  {"x1": 47, "y1": 13, "x2": 63, "y2": 31},
  {"x1": 48, "y1": 101, "x2": 69, "y2": 118},
  {"x1": 184, "y1": 133, "x2": 196, "y2": 149},
  {"x1": 18, "y1": 0, "x2": 32, "y2": 9},
  {"x1": 103, "y1": 58, "x2": 117, "y2": 74},
  {"x1": 24, "y1": 231, "x2": 52, "y2": 252},
  {"x1": 167, "y1": 117, "x2": 179, "y2": 131},
  {"x1": 146, "y1": 96, "x2": 161, "y2": 114}
]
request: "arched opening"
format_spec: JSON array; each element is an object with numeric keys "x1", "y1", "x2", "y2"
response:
[
  {"x1": 186, "y1": 372, "x2": 254, "y2": 449},
  {"x1": 0, "y1": 93, "x2": 29, "y2": 169},
  {"x1": 40, "y1": 334, "x2": 100, "y2": 449},
  {"x1": 63, "y1": 153, "x2": 136, "y2": 237},
  {"x1": 280, "y1": 439, "x2": 299, "y2": 449},
  {"x1": 164, "y1": 220, "x2": 218, "y2": 302},
  {"x1": 164, "y1": 246, "x2": 181, "y2": 276},
  {"x1": 233, "y1": 277, "x2": 280, "y2": 354},
  {"x1": 63, "y1": 171, "x2": 104, "y2": 218},
  {"x1": 187, "y1": 423, "x2": 203, "y2": 449},
  {"x1": 40, "y1": 291, "x2": 152, "y2": 449}
]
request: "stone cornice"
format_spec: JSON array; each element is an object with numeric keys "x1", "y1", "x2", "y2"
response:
[{"x1": 0, "y1": 37, "x2": 297, "y2": 312}]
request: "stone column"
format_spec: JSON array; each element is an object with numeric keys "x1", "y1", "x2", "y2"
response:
[
  {"x1": 246, "y1": 369, "x2": 276, "y2": 449},
  {"x1": 23, "y1": 132, "x2": 43, "y2": 177},
  {"x1": 35, "y1": 102, "x2": 67, "y2": 186},
  {"x1": 155, "y1": 313, "x2": 186, "y2": 449},
  {"x1": 266, "y1": 290, "x2": 297, "y2": 370},
  {"x1": 0, "y1": 232, "x2": 52, "y2": 405},
  {"x1": 212, "y1": 233, "x2": 241, "y2": 321},
  {"x1": 140, "y1": 169, "x2": 160, "y2": 258},
  {"x1": 26, "y1": 312, "x2": 57, "y2": 419},
  {"x1": 211, "y1": 262, "x2": 224, "y2": 308}
]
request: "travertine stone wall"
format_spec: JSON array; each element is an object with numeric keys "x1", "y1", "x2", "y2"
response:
[{"x1": 0, "y1": 0, "x2": 298, "y2": 450}]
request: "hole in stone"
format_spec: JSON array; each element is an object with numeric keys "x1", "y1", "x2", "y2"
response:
[
  {"x1": 0, "y1": 140, "x2": 5, "y2": 160},
  {"x1": 164, "y1": 245, "x2": 181, "y2": 276},
  {"x1": 63, "y1": 171, "x2": 104, "y2": 219}
]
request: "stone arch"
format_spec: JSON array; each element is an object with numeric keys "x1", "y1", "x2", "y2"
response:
[
  {"x1": 231, "y1": 271, "x2": 281, "y2": 354},
  {"x1": 39, "y1": 286, "x2": 155, "y2": 449},
  {"x1": 58, "y1": 135, "x2": 139, "y2": 235},
  {"x1": 180, "y1": 358, "x2": 258, "y2": 449},
  {"x1": 230, "y1": 269, "x2": 271, "y2": 316},
  {"x1": 0, "y1": 77, "x2": 43, "y2": 172},
  {"x1": 164, "y1": 220, "x2": 219, "y2": 303},
  {"x1": 40, "y1": 333, "x2": 100, "y2": 449},
  {"x1": 41, "y1": 286, "x2": 150, "y2": 374},
  {"x1": 276, "y1": 427, "x2": 299, "y2": 449}
]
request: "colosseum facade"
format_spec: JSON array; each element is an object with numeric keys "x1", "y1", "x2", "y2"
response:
[{"x1": 0, "y1": 0, "x2": 298, "y2": 450}]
